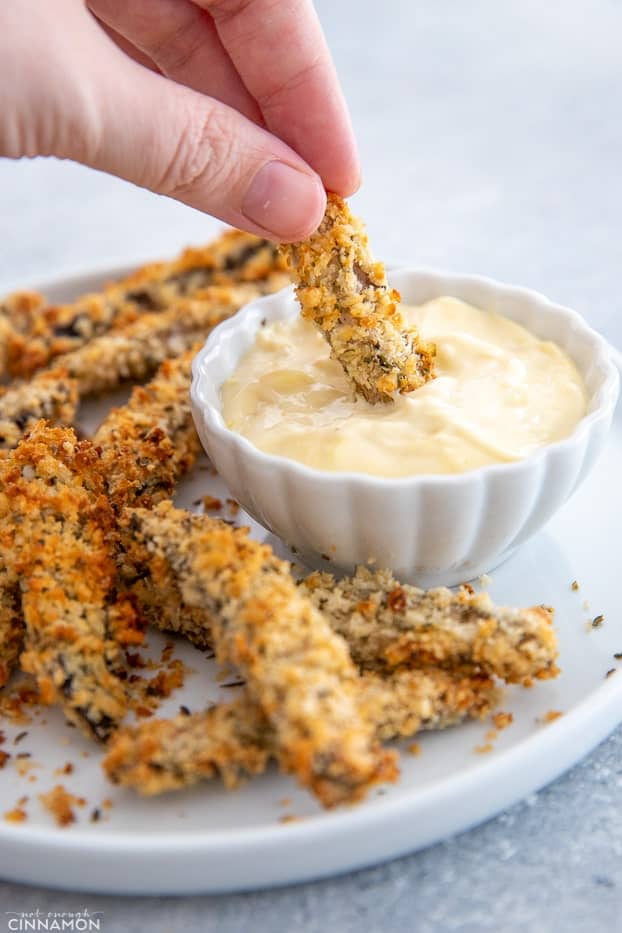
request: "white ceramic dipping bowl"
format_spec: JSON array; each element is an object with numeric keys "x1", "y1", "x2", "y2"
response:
[{"x1": 191, "y1": 269, "x2": 619, "y2": 587}]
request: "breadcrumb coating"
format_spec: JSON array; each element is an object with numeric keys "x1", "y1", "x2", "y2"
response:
[
  {"x1": 0, "y1": 424, "x2": 141, "y2": 740},
  {"x1": 0, "y1": 576, "x2": 22, "y2": 689},
  {"x1": 0, "y1": 292, "x2": 46, "y2": 376},
  {"x1": 0, "y1": 350, "x2": 199, "y2": 686},
  {"x1": 121, "y1": 545, "x2": 556, "y2": 686},
  {"x1": 54, "y1": 282, "x2": 268, "y2": 396},
  {"x1": 6, "y1": 233, "x2": 288, "y2": 379},
  {"x1": 93, "y1": 349, "x2": 209, "y2": 641},
  {"x1": 0, "y1": 290, "x2": 47, "y2": 330},
  {"x1": 0, "y1": 370, "x2": 78, "y2": 453},
  {"x1": 93, "y1": 349, "x2": 200, "y2": 512},
  {"x1": 302, "y1": 567, "x2": 559, "y2": 685},
  {"x1": 282, "y1": 194, "x2": 435, "y2": 403},
  {"x1": 0, "y1": 282, "x2": 276, "y2": 454},
  {"x1": 104, "y1": 695, "x2": 273, "y2": 795},
  {"x1": 104, "y1": 668, "x2": 498, "y2": 796},
  {"x1": 120, "y1": 502, "x2": 397, "y2": 806}
]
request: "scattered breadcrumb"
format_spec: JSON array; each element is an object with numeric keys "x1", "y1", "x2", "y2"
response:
[
  {"x1": 4, "y1": 807, "x2": 27, "y2": 822},
  {"x1": 407, "y1": 742, "x2": 422, "y2": 756},
  {"x1": 606, "y1": 669, "x2": 616, "y2": 679},
  {"x1": 571, "y1": 580, "x2": 580, "y2": 591},
  {"x1": 592, "y1": 614, "x2": 605, "y2": 629},
  {"x1": 202, "y1": 495, "x2": 222, "y2": 511},
  {"x1": 478, "y1": 574, "x2": 492, "y2": 587},
  {"x1": 0, "y1": 683, "x2": 40, "y2": 724},
  {"x1": 485, "y1": 730, "x2": 498, "y2": 742},
  {"x1": 15, "y1": 758, "x2": 39, "y2": 777},
  {"x1": 226, "y1": 498, "x2": 240, "y2": 516},
  {"x1": 540, "y1": 710, "x2": 563, "y2": 725},
  {"x1": 492, "y1": 712, "x2": 514, "y2": 730},
  {"x1": 475, "y1": 743, "x2": 494, "y2": 754},
  {"x1": 39, "y1": 784, "x2": 81, "y2": 827},
  {"x1": 279, "y1": 814, "x2": 300, "y2": 824},
  {"x1": 54, "y1": 762, "x2": 74, "y2": 776}
]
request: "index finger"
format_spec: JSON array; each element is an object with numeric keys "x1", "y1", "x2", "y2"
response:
[{"x1": 198, "y1": 0, "x2": 360, "y2": 196}]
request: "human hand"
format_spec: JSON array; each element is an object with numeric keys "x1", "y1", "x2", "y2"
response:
[{"x1": 1, "y1": 0, "x2": 360, "y2": 240}]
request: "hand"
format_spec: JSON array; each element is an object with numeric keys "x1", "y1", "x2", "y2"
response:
[{"x1": 0, "y1": 0, "x2": 360, "y2": 239}]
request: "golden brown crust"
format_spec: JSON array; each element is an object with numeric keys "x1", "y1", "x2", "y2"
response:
[
  {"x1": 93, "y1": 349, "x2": 200, "y2": 512},
  {"x1": 121, "y1": 549, "x2": 557, "y2": 686},
  {"x1": 53, "y1": 282, "x2": 270, "y2": 396},
  {"x1": 0, "y1": 292, "x2": 47, "y2": 375},
  {"x1": 103, "y1": 669, "x2": 498, "y2": 795},
  {"x1": 282, "y1": 194, "x2": 435, "y2": 403},
  {"x1": 103, "y1": 695, "x2": 273, "y2": 795},
  {"x1": 0, "y1": 369, "x2": 78, "y2": 453},
  {"x1": 302, "y1": 567, "x2": 558, "y2": 685},
  {"x1": 0, "y1": 579, "x2": 22, "y2": 689},
  {"x1": 120, "y1": 503, "x2": 397, "y2": 806},
  {"x1": 0, "y1": 424, "x2": 140, "y2": 740},
  {"x1": 0, "y1": 350, "x2": 199, "y2": 687},
  {"x1": 6, "y1": 233, "x2": 288, "y2": 379},
  {"x1": 0, "y1": 282, "x2": 279, "y2": 454}
]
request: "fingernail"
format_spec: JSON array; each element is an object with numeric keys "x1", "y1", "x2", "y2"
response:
[{"x1": 242, "y1": 161, "x2": 325, "y2": 239}]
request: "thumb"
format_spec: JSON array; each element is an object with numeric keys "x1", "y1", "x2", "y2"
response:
[{"x1": 69, "y1": 47, "x2": 327, "y2": 241}]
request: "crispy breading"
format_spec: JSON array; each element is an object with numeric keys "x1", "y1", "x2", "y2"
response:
[
  {"x1": 104, "y1": 694, "x2": 273, "y2": 795},
  {"x1": 93, "y1": 349, "x2": 208, "y2": 641},
  {"x1": 53, "y1": 282, "x2": 270, "y2": 396},
  {"x1": 302, "y1": 567, "x2": 559, "y2": 685},
  {"x1": 119, "y1": 502, "x2": 397, "y2": 806},
  {"x1": 0, "y1": 282, "x2": 277, "y2": 454},
  {"x1": 0, "y1": 424, "x2": 142, "y2": 740},
  {"x1": 0, "y1": 578, "x2": 22, "y2": 689},
  {"x1": 0, "y1": 314, "x2": 9, "y2": 378},
  {"x1": 0, "y1": 351, "x2": 198, "y2": 686},
  {"x1": 0, "y1": 292, "x2": 45, "y2": 380},
  {"x1": 0, "y1": 291, "x2": 47, "y2": 373},
  {"x1": 6, "y1": 233, "x2": 288, "y2": 379},
  {"x1": 93, "y1": 349, "x2": 200, "y2": 512},
  {"x1": 282, "y1": 194, "x2": 435, "y2": 403},
  {"x1": 104, "y1": 668, "x2": 498, "y2": 796},
  {"x1": 0, "y1": 370, "x2": 78, "y2": 453},
  {"x1": 121, "y1": 543, "x2": 557, "y2": 686}
]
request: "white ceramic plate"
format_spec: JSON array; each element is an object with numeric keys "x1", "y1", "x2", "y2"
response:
[{"x1": 0, "y1": 265, "x2": 621, "y2": 895}]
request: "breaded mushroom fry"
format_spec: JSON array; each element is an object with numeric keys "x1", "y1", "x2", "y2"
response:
[
  {"x1": 120, "y1": 502, "x2": 397, "y2": 806},
  {"x1": 0, "y1": 370, "x2": 78, "y2": 454},
  {"x1": 5, "y1": 233, "x2": 288, "y2": 379},
  {"x1": 93, "y1": 348, "x2": 200, "y2": 512},
  {"x1": 104, "y1": 669, "x2": 499, "y2": 796},
  {"x1": 282, "y1": 194, "x2": 435, "y2": 403},
  {"x1": 303, "y1": 567, "x2": 559, "y2": 685},
  {"x1": 121, "y1": 544, "x2": 558, "y2": 686},
  {"x1": 0, "y1": 424, "x2": 141, "y2": 740}
]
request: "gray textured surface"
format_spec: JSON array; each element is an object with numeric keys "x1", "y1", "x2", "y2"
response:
[{"x1": 1, "y1": 1, "x2": 621, "y2": 930}]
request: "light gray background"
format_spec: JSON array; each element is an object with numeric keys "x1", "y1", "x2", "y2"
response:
[{"x1": 1, "y1": 1, "x2": 621, "y2": 930}]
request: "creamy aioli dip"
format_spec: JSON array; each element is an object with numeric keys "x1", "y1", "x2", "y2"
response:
[{"x1": 221, "y1": 298, "x2": 587, "y2": 477}]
